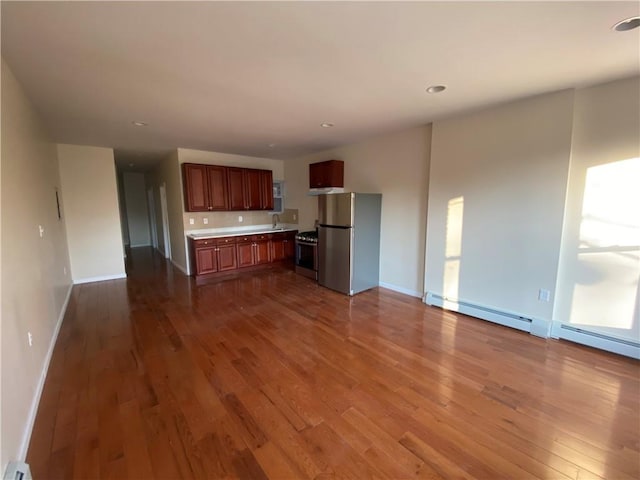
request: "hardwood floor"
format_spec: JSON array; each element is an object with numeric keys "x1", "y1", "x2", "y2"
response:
[{"x1": 27, "y1": 247, "x2": 639, "y2": 479}]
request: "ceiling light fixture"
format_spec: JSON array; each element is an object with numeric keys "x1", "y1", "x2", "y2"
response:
[
  {"x1": 426, "y1": 85, "x2": 446, "y2": 94},
  {"x1": 268, "y1": 143, "x2": 277, "y2": 148},
  {"x1": 320, "y1": 122, "x2": 334, "y2": 128},
  {"x1": 131, "y1": 121, "x2": 148, "y2": 127},
  {"x1": 612, "y1": 16, "x2": 640, "y2": 31}
]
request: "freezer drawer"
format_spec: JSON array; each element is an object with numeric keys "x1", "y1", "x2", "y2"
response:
[{"x1": 318, "y1": 225, "x2": 352, "y2": 295}]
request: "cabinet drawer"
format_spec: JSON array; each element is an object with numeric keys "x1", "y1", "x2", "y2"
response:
[
  {"x1": 215, "y1": 236, "x2": 236, "y2": 245},
  {"x1": 193, "y1": 238, "x2": 215, "y2": 248}
]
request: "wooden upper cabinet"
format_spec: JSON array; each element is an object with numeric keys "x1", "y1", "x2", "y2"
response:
[
  {"x1": 244, "y1": 169, "x2": 263, "y2": 210},
  {"x1": 207, "y1": 165, "x2": 228, "y2": 210},
  {"x1": 227, "y1": 167, "x2": 273, "y2": 211},
  {"x1": 183, "y1": 163, "x2": 228, "y2": 212},
  {"x1": 309, "y1": 160, "x2": 344, "y2": 189},
  {"x1": 260, "y1": 170, "x2": 274, "y2": 210},
  {"x1": 184, "y1": 163, "x2": 274, "y2": 212},
  {"x1": 226, "y1": 167, "x2": 245, "y2": 210},
  {"x1": 183, "y1": 163, "x2": 209, "y2": 211}
]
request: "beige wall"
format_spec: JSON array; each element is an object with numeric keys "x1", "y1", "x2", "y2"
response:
[
  {"x1": 57, "y1": 144, "x2": 125, "y2": 283},
  {"x1": 554, "y1": 76, "x2": 640, "y2": 344},
  {"x1": 1, "y1": 59, "x2": 72, "y2": 472},
  {"x1": 148, "y1": 150, "x2": 187, "y2": 272},
  {"x1": 122, "y1": 171, "x2": 151, "y2": 247},
  {"x1": 425, "y1": 90, "x2": 575, "y2": 325},
  {"x1": 284, "y1": 126, "x2": 431, "y2": 296}
]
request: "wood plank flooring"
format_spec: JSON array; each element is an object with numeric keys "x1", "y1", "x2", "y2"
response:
[{"x1": 27, "y1": 247, "x2": 640, "y2": 479}]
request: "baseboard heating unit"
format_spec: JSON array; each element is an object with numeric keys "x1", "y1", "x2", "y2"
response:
[
  {"x1": 424, "y1": 292, "x2": 533, "y2": 333},
  {"x1": 554, "y1": 324, "x2": 640, "y2": 360}
]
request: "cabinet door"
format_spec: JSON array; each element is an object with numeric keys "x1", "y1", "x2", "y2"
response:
[
  {"x1": 227, "y1": 167, "x2": 246, "y2": 210},
  {"x1": 271, "y1": 239, "x2": 286, "y2": 261},
  {"x1": 216, "y1": 244, "x2": 237, "y2": 271},
  {"x1": 207, "y1": 166, "x2": 228, "y2": 210},
  {"x1": 260, "y1": 170, "x2": 274, "y2": 210},
  {"x1": 183, "y1": 163, "x2": 210, "y2": 211},
  {"x1": 245, "y1": 169, "x2": 262, "y2": 210},
  {"x1": 195, "y1": 247, "x2": 218, "y2": 274},
  {"x1": 236, "y1": 242, "x2": 254, "y2": 267},
  {"x1": 309, "y1": 160, "x2": 344, "y2": 188},
  {"x1": 284, "y1": 235, "x2": 295, "y2": 259},
  {"x1": 254, "y1": 240, "x2": 271, "y2": 264}
]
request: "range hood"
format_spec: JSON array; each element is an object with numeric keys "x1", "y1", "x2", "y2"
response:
[{"x1": 308, "y1": 187, "x2": 345, "y2": 196}]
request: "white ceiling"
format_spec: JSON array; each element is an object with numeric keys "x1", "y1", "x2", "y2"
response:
[{"x1": 2, "y1": 1, "x2": 639, "y2": 169}]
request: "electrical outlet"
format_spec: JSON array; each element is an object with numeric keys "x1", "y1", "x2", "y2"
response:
[
  {"x1": 63, "y1": 266, "x2": 67, "y2": 275},
  {"x1": 238, "y1": 216, "x2": 243, "y2": 223},
  {"x1": 189, "y1": 218, "x2": 195, "y2": 225},
  {"x1": 293, "y1": 214, "x2": 297, "y2": 221},
  {"x1": 538, "y1": 289, "x2": 551, "y2": 302},
  {"x1": 203, "y1": 218, "x2": 208, "y2": 224},
  {"x1": 38, "y1": 225, "x2": 44, "y2": 238},
  {"x1": 28, "y1": 332, "x2": 33, "y2": 347}
]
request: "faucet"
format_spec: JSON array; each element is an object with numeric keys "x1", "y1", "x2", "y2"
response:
[{"x1": 272, "y1": 213, "x2": 280, "y2": 228}]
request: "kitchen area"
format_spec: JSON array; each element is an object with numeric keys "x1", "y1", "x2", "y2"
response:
[{"x1": 184, "y1": 159, "x2": 382, "y2": 296}]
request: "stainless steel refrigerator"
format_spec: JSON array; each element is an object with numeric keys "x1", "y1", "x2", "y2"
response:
[{"x1": 318, "y1": 192, "x2": 382, "y2": 295}]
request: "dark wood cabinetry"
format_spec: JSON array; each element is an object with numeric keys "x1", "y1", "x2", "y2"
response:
[
  {"x1": 227, "y1": 168, "x2": 273, "y2": 211},
  {"x1": 182, "y1": 164, "x2": 228, "y2": 211},
  {"x1": 270, "y1": 232, "x2": 295, "y2": 261},
  {"x1": 183, "y1": 163, "x2": 274, "y2": 212},
  {"x1": 237, "y1": 234, "x2": 271, "y2": 267},
  {"x1": 227, "y1": 167, "x2": 246, "y2": 210},
  {"x1": 309, "y1": 160, "x2": 344, "y2": 189},
  {"x1": 191, "y1": 230, "x2": 297, "y2": 279},
  {"x1": 191, "y1": 237, "x2": 238, "y2": 275},
  {"x1": 260, "y1": 170, "x2": 274, "y2": 210}
]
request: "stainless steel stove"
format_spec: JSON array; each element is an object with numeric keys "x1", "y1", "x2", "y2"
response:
[{"x1": 294, "y1": 230, "x2": 318, "y2": 280}]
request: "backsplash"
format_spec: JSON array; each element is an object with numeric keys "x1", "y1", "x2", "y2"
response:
[{"x1": 183, "y1": 208, "x2": 298, "y2": 231}]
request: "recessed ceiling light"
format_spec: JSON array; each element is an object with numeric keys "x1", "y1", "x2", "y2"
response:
[
  {"x1": 131, "y1": 121, "x2": 148, "y2": 127},
  {"x1": 320, "y1": 122, "x2": 334, "y2": 128},
  {"x1": 268, "y1": 143, "x2": 277, "y2": 148},
  {"x1": 613, "y1": 16, "x2": 640, "y2": 31},
  {"x1": 128, "y1": 163, "x2": 135, "y2": 167},
  {"x1": 426, "y1": 85, "x2": 446, "y2": 94}
]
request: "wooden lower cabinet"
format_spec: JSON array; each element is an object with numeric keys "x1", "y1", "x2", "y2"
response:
[
  {"x1": 237, "y1": 235, "x2": 271, "y2": 267},
  {"x1": 191, "y1": 231, "x2": 297, "y2": 279},
  {"x1": 271, "y1": 232, "x2": 295, "y2": 261},
  {"x1": 191, "y1": 237, "x2": 237, "y2": 276}
]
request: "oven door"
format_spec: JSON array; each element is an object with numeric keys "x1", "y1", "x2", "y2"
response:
[{"x1": 295, "y1": 240, "x2": 318, "y2": 279}]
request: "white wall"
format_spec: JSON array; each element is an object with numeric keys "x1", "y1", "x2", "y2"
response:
[
  {"x1": 425, "y1": 90, "x2": 575, "y2": 326},
  {"x1": 57, "y1": 144, "x2": 126, "y2": 283},
  {"x1": 122, "y1": 171, "x2": 151, "y2": 247},
  {"x1": 285, "y1": 126, "x2": 431, "y2": 296},
  {"x1": 1, "y1": 59, "x2": 72, "y2": 474},
  {"x1": 554, "y1": 77, "x2": 640, "y2": 346}
]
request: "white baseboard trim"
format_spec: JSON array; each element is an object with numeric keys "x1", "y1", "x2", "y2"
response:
[
  {"x1": 73, "y1": 273, "x2": 127, "y2": 284},
  {"x1": 18, "y1": 283, "x2": 73, "y2": 460},
  {"x1": 171, "y1": 260, "x2": 189, "y2": 276},
  {"x1": 378, "y1": 282, "x2": 422, "y2": 298}
]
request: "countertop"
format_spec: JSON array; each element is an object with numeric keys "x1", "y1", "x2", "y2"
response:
[{"x1": 187, "y1": 225, "x2": 298, "y2": 240}]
